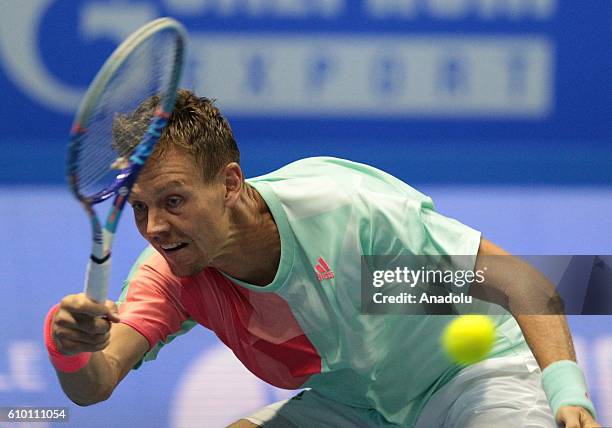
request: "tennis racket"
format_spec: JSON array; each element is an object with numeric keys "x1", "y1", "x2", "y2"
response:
[{"x1": 67, "y1": 17, "x2": 186, "y2": 302}]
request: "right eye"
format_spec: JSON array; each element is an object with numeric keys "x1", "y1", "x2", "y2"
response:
[{"x1": 132, "y1": 202, "x2": 147, "y2": 214}]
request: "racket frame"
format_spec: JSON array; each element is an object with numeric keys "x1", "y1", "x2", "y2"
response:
[{"x1": 67, "y1": 17, "x2": 186, "y2": 302}]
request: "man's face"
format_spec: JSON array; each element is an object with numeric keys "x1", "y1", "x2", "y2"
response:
[{"x1": 129, "y1": 146, "x2": 228, "y2": 277}]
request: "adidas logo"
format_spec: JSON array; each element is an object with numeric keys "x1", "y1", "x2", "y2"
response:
[{"x1": 315, "y1": 257, "x2": 335, "y2": 281}]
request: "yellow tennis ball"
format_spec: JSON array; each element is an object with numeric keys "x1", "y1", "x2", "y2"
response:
[{"x1": 441, "y1": 315, "x2": 495, "y2": 365}]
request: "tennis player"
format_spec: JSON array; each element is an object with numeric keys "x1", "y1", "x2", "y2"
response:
[{"x1": 45, "y1": 89, "x2": 600, "y2": 427}]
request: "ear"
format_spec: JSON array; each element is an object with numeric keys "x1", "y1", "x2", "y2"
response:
[{"x1": 222, "y1": 162, "x2": 243, "y2": 207}]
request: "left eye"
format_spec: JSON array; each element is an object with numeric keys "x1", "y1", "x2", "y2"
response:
[{"x1": 167, "y1": 197, "x2": 183, "y2": 209}]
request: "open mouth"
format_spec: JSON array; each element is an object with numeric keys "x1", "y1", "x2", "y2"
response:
[{"x1": 161, "y1": 242, "x2": 188, "y2": 253}]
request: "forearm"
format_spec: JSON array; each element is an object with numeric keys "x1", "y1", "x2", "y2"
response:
[
  {"x1": 517, "y1": 313, "x2": 598, "y2": 421},
  {"x1": 474, "y1": 239, "x2": 598, "y2": 423},
  {"x1": 497, "y1": 268, "x2": 599, "y2": 422},
  {"x1": 46, "y1": 296, "x2": 148, "y2": 406},
  {"x1": 56, "y1": 351, "x2": 119, "y2": 406},
  {"x1": 503, "y1": 260, "x2": 576, "y2": 368},
  {"x1": 514, "y1": 314, "x2": 575, "y2": 369},
  {"x1": 473, "y1": 248, "x2": 573, "y2": 368}
]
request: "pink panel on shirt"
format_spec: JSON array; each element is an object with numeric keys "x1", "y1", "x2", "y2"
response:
[
  {"x1": 180, "y1": 268, "x2": 321, "y2": 389},
  {"x1": 119, "y1": 259, "x2": 188, "y2": 348},
  {"x1": 119, "y1": 251, "x2": 321, "y2": 389}
]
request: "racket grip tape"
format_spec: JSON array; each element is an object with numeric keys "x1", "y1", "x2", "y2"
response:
[{"x1": 84, "y1": 255, "x2": 111, "y2": 303}]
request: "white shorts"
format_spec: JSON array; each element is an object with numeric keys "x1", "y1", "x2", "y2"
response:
[{"x1": 244, "y1": 353, "x2": 556, "y2": 428}]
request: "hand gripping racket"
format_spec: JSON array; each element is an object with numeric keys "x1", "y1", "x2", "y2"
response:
[{"x1": 67, "y1": 17, "x2": 186, "y2": 302}]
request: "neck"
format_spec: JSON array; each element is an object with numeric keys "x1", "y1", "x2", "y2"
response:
[{"x1": 212, "y1": 184, "x2": 280, "y2": 286}]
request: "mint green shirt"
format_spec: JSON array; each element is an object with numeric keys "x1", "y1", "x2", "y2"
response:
[
  {"x1": 121, "y1": 157, "x2": 529, "y2": 426},
  {"x1": 240, "y1": 157, "x2": 529, "y2": 426}
]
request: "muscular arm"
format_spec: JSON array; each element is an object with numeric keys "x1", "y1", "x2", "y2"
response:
[
  {"x1": 470, "y1": 238, "x2": 600, "y2": 426},
  {"x1": 50, "y1": 294, "x2": 150, "y2": 406},
  {"x1": 470, "y1": 238, "x2": 575, "y2": 367}
]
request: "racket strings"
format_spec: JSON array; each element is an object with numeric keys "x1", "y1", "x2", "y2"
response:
[{"x1": 73, "y1": 30, "x2": 181, "y2": 198}]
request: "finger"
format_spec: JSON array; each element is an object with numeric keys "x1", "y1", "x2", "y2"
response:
[
  {"x1": 54, "y1": 332, "x2": 111, "y2": 355},
  {"x1": 563, "y1": 419, "x2": 580, "y2": 428},
  {"x1": 579, "y1": 409, "x2": 601, "y2": 428},
  {"x1": 60, "y1": 294, "x2": 114, "y2": 318},
  {"x1": 55, "y1": 310, "x2": 112, "y2": 335},
  {"x1": 558, "y1": 407, "x2": 599, "y2": 428},
  {"x1": 72, "y1": 314, "x2": 112, "y2": 335},
  {"x1": 54, "y1": 326, "x2": 110, "y2": 346},
  {"x1": 103, "y1": 300, "x2": 121, "y2": 323},
  {"x1": 558, "y1": 409, "x2": 580, "y2": 428}
]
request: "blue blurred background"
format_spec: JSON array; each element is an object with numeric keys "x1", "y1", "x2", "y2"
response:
[{"x1": 0, "y1": 1, "x2": 610, "y2": 426}]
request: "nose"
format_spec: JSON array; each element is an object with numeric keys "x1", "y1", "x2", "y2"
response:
[{"x1": 145, "y1": 208, "x2": 170, "y2": 239}]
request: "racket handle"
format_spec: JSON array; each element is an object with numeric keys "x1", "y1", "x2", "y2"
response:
[{"x1": 83, "y1": 256, "x2": 111, "y2": 302}]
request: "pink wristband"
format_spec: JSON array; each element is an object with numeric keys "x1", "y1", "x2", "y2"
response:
[{"x1": 44, "y1": 303, "x2": 92, "y2": 373}]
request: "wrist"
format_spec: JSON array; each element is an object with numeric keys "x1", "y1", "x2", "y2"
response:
[
  {"x1": 44, "y1": 303, "x2": 92, "y2": 373},
  {"x1": 541, "y1": 360, "x2": 596, "y2": 420}
]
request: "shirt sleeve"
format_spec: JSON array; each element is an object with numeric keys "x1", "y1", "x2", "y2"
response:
[
  {"x1": 116, "y1": 248, "x2": 190, "y2": 353},
  {"x1": 365, "y1": 190, "x2": 482, "y2": 279},
  {"x1": 419, "y1": 204, "x2": 482, "y2": 261}
]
